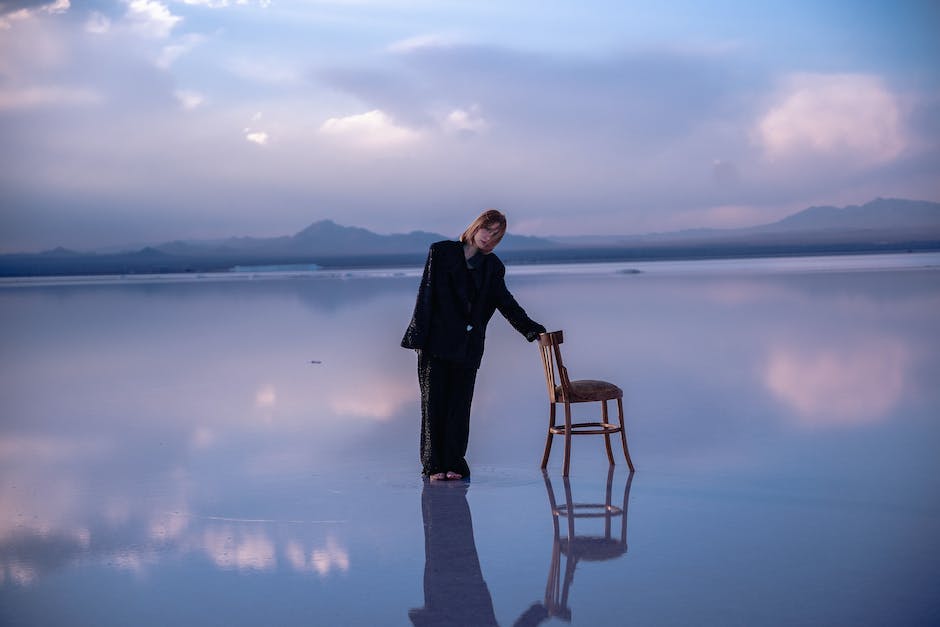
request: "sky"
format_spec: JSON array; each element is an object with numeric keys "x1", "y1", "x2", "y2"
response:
[{"x1": 0, "y1": 0, "x2": 938, "y2": 252}]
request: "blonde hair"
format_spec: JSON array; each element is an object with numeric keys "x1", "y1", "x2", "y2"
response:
[{"x1": 460, "y1": 208, "x2": 507, "y2": 246}]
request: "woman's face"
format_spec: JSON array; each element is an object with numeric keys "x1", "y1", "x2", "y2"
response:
[{"x1": 473, "y1": 223, "x2": 503, "y2": 254}]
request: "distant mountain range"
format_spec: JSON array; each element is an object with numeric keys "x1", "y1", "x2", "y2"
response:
[
  {"x1": 141, "y1": 219, "x2": 556, "y2": 258},
  {"x1": 2, "y1": 198, "x2": 938, "y2": 277},
  {"x1": 552, "y1": 198, "x2": 940, "y2": 246}
]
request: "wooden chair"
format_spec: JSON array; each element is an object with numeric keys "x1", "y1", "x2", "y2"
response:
[{"x1": 537, "y1": 330, "x2": 634, "y2": 476}]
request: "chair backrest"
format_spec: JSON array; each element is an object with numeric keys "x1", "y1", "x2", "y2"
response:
[{"x1": 538, "y1": 330, "x2": 571, "y2": 403}]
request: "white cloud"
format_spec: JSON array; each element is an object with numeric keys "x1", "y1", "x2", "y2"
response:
[
  {"x1": 157, "y1": 33, "x2": 206, "y2": 68},
  {"x1": 245, "y1": 131, "x2": 269, "y2": 145},
  {"x1": 0, "y1": 9, "x2": 30, "y2": 30},
  {"x1": 85, "y1": 11, "x2": 111, "y2": 34},
  {"x1": 46, "y1": 0, "x2": 70, "y2": 13},
  {"x1": 757, "y1": 73, "x2": 905, "y2": 165},
  {"x1": 0, "y1": 0, "x2": 69, "y2": 29},
  {"x1": 182, "y1": 0, "x2": 231, "y2": 6},
  {"x1": 319, "y1": 109, "x2": 420, "y2": 148},
  {"x1": 387, "y1": 33, "x2": 457, "y2": 53},
  {"x1": 180, "y1": 0, "x2": 272, "y2": 6},
  {"x1": 175, "y1": 89, "x2": 205, "y2": 109},
  {"x1": 125, "y1": 0, "x2": 182, "y2": 39},
  {"x1": 243, "y1": 112, "x2": 269, "y2": 144},
  {"x1": 442, "y1": 105, "x2": 488, "y2": 135}
]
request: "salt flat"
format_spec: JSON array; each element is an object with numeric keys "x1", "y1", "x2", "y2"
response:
[{"x1": 1, "y1": 254, "x2": 938, "y2": 626}]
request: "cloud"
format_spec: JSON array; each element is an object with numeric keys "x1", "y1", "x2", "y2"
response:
[
  {"x1": 387, "y1": 33, "x2": 457, "y2": 53},
  {"x1": 0, "y1": 0, "x2": 67, "y2": 28},
  {"x1": 175, "y1": 88, "x2": 204, "y2": 109},
  {"x1": 0, "y1": 0, "x2": 68, "y2": 16},
  {"x1": 2, "y1": 12, "x2": 936, "y2": 252},
  {"x1": 319, "y1": 109, "x2": 421, "y2": 148},
  {"x1": 84, "y1": 11, "x2": 110, "y2": 34},
  {"x1": 180, "y1": 0, "x2": 272, "y2": 7},
  {"x1": 125, "y1": 0, "x2": 181, "y2": 39},
  {"x1": 319, "y1": 43, "x2": 747, "y2": 158},
  {"x1": 157, "y1": 33, "x2": 206, "y2": 69},
  {"x1": 442, "y1": 105, "x2": 487, "y2": 135},
  {"x1": 244, "y1": 130, "x2": 268, "y2": 145},
  {"x1": 756, "y1": 73, "x2": 906, "y2": 165},
  {"x1": 243, "y1": 110, "x2": 269, "y2": 144},
  {"x1": 181, "y1": 0, "x2": 231, "y2": 6}
]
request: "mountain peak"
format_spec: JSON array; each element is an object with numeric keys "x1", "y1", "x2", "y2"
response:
[
  {"x1": 768, "y1": 198, "x2": 940, "y2": 232},
  {"x1": 40, "y1": 246, "x2": 82, "y2": 257},
  {"x1": 291, "y1": 219, "x2": 380, "y2": 250}
]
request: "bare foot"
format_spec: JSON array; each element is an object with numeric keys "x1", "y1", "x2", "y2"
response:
[
  {"x1": 445, "y1": 471, "x2": 463, "y2": 480},
  {"x1": 429, "y1": 472, "x2": 447, "y2": 481}
]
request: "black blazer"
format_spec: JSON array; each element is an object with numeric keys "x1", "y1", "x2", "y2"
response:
[{"x1": 401, "y1": 240, "x2": 545, "y2": 368}]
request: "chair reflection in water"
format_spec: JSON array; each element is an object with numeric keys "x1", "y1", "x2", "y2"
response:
[
  {"x1": 517, "y1": 468, "x2": 634, "y2": 626},
  {"x1": 537, "y1": 331, "x2": 635, "y2": 476}
]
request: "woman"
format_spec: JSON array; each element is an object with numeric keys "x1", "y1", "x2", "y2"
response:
[{"x1": 401, "y1": 209, "x2": 546, "y2": 481}]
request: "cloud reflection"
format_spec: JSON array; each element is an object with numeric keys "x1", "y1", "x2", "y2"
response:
[
  {"x1": 328, "y1": 380, "x2": 414, "y2": 422},
  {"x1": 255, "y1": 384, "x2": 277, "y2": 408},
  {"x1": 0, "y1": 510, "x2": 352, "y2": 586},
  {"x1": 203, "y1": 526, "x2": 277, "y2": 572},
  {"x1": 764, "y1": 338, "x2": 909, "y2": 426}
]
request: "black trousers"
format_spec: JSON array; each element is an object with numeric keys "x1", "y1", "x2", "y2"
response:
[{"x1": 417, "y1": 351, "x2": 477, "y2": 477}]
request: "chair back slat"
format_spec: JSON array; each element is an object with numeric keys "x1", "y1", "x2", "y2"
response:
[
  {"x1": 539, "y1": 342, "x2": 557, "y2": 402},
  {"x1": 553, "y1": 343, "x2": 571, "y2": 400},
  {"x1": 538, "y1": 331, "x2": 569, "y2": 402}
]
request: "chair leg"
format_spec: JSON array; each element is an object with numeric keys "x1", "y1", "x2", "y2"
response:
[
  {"x1": 602, "y1": 400, "x2": 614, "y2": 465},
  {"x1": 621, "y1": 471, "x2": 634, "y2": 544},
  {"x1": 617, "y1": 397, "x2": 635, "y2": 471},
  {"x1": 563, "y1": 402, "x2": 572, "y2": 477},
  {"x1": 541, "y1": 403, "x2": 555, "y2": 469},
  {"x1": 604, "y1": 464, "x2": 615, "y2": 538}
]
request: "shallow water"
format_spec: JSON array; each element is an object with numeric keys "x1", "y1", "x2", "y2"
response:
[{"x1": 1, "y1": 254, "x2": 939, "y2": 626}]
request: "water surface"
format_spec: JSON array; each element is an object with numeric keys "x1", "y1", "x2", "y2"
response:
[{"x1": 1, "y1": 254, "x2": 938, "y2": 625}]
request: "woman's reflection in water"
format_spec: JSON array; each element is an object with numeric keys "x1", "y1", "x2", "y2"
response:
[{"x1": 409, "y1": 481, "x2": 499, "y2": 627}]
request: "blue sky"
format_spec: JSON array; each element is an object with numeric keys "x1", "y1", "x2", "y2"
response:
[{"x1": 0, "y1": 0, "x2": 937, "y2": 251}]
